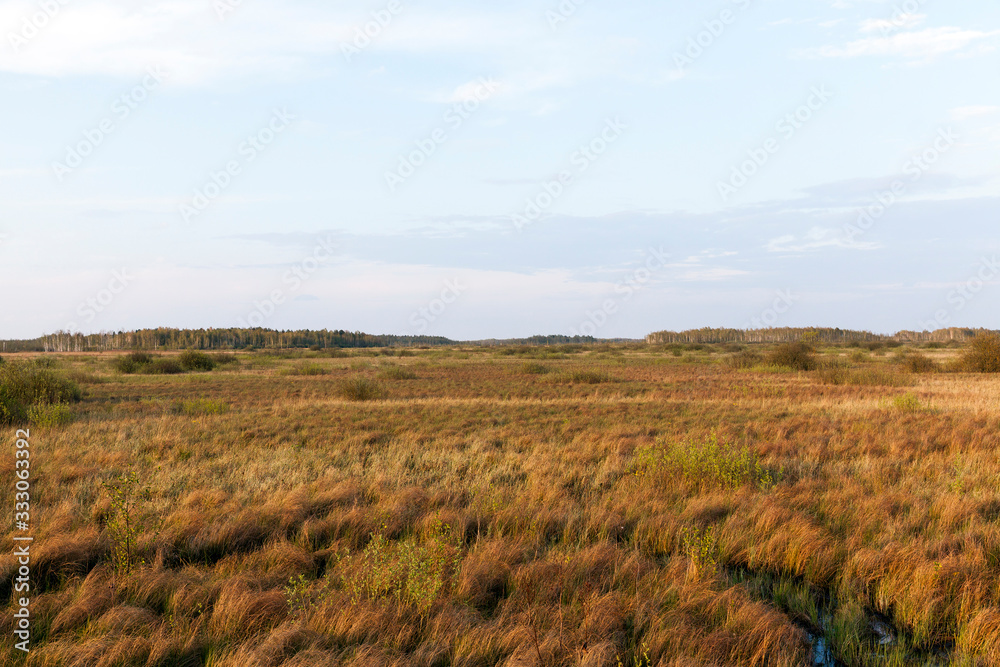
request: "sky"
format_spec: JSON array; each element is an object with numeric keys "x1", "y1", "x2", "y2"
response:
[{"x1": 1, "y1": 0, "x2": 998, "y2": 340}]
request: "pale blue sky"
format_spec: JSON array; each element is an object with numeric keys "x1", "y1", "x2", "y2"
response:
[{"x1": 2, "y1": 0, "x2": 998, "y2": 339}]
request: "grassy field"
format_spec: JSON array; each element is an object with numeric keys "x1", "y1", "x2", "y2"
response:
[{"x1": 2, "y1": 342, "x2": 1000, "y2": 666}]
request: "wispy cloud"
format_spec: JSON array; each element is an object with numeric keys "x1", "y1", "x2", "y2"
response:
[{"x1": 799, "y1": 27, "x2": 1000, "y2": 63}]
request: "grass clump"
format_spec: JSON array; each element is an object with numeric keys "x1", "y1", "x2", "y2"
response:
[
  {"x1": 379, "y1": 366, "x2": 418, "y2": 380},
  {"x1": 520, "y1": 362, "x2": 550, "y2": 375},
  {"x1": 960, "y1": 332, "x2": 1000, "y2": 372},
  {"x1": 725, "y1": 349, "x2": 763, "y2": 369},
  {"x1": 172, "y1": 399, "x2": 229, "y2": 416},
  {"x1": 635, "y1": 433, "x2": 781, "y2": 491},
  {"x1": 339, "y1": 377, "x2": 385, "y2": 401},
  {"x1": 767, "y1": 342, "x2": 817, "y2": 371},
  {"x1": 0, "y1": 361, "x2": 82, "y2": 425},
  {"x1": 179, "y1": 350, "x2": 216, "y2": 372},
  {"x1": 283, "y1": 362, "x2": 329, "y2": 376}
]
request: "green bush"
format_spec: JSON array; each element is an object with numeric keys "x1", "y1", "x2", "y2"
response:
[
  {"x1": 767, "y1": 342, "x2": 817, "y2": 371},
  {"x1": 114, "y1": 351, "x2": 154, "y2": 374},
  {"x1": 179, "y1": 350, "x2": 216, "y2": 372},
  {"x1": 0, "y1": 361, "x2": 82, "y2": 425},
  {"x1": 725, "y1": 349, "x2": 762, "y2": 369},
  {"x1": 901, "y1": 353, "x2": 939, "y2": 373},
  {"x1": 27, "y1": 403, "x2": 74, "y2": 427},
  {"x1": 635, "y1": 432, "x2": 780, "y2": 491},
  {"x1": 960, "y1": 333, "x2": 1000, "y2": 372},
  {"x1": 172, "y1": 399, "x2": 229, "y2": 416},
  {"x1": 141, "y1": 359, "x2": 184, "y2": 375},
  {"x1": 339, "y1": 377, "x2": 385, "y2": 401},
  {"x1": 568, "y1": 370, "x2": 612, "y2": 384}
]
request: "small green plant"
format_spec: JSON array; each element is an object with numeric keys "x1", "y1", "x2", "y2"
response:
[
  {"x1": 178, "y1": 350, "x2": 216, "y2": 372},
  {"x1": 285, "y1": 574, "x2": 318, "y2": 617},
  {"x1": 891, "y1": 392, "x2": 924, "y2": 412},
  {"x1": 102, "y1": 471, "x2": 153, "y2": 577},
  {"x1": 172, "y1": 399, "x2": 229, "y2": 416},
  {"x1": 27, "y1": 403, "x2": 74, "y2": 427},
  {"x1": 635, "y1": 432, "x2": 781, "y2": 491},
  {"x1": 339, "y1": 377, "x2": 385, "y2": 401},
  {"x1": 680, "y1": 525, "x2": 718, "y2": 579}
]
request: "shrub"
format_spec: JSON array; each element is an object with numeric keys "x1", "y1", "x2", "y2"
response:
[
  {"x1": 725, "y1": 349, "x2": 762, "y2": 369},
  {"x1": 568, "y1": 370, "x2": 611, "y2": 384},
  {"x1": 141, "y1": 359, "x2": 184, "y2": 375},
  {"x1": 520, "y1": 362, "x2": 550, "y2": 375},
  {"x1": 27, "y1": 403, "x2": 74, "y2": 427},
  {"x1": 767, "y1": 342, "x2": 817, "y2": 371},
  {"x1": 901, "y1": 353, "x2": 939, "y2": 373},
  {"x1": 179, "y1": 351, "x2": 216, "y2": 372},
  {"x1": 0, "y1": 361, "x2": 82, "y2": 425},
  {"x1": 378, "y1": 366, "x2": 417, "y2": 380},
  {"x1": 960, "y1": 333, "x2": 1000, "y2": 373},
  {"x1": 892, "y1": 392, "x2": 925, "y2": 412},
  {"x1": 634, "y1": 433, "x2": 781, "y2": 491},
  {"x1": 114, "y1": 351, "x2": 153, "y2": 374},
  {"x1": 339, "y1": 377, "x2": 385, "y2": 401},
  {"x1": 102, "y1": 471, "x2": 153, "y2": 577}
]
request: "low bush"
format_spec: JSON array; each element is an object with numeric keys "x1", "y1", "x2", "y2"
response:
[
  {"x1": 339, "y1": 377, "x2": 385, "y2": 401},
  {"x1": 520, "y1": 362, "x2": 550, "y2": 375},
  {"x1": 179, "y1": 351, "x2": 217, "y2": 372},
  {"x1": 635, "y1": 432, "x2": 780, "y2": 491},
  {"x1": 141, "y1": 359, "x2": 184, "y2": 375},
  {"x1": 725, "y1": 349, "x2": 762, "y2": 370},
  {"x1": 767, "y1": 342, "x2": 817, "y2": 371},
  {"x1": 114, "y1": 351, "x2": 153, "y2": 374},
  {"x1": 960, "y1": 332, "x2": 1000, "y2": 373},
  {"x1": 900, "y1": 353, "x2": 939, "y2": 373},
  {"x1": 568, "y1": 370, "x2": 611, "y2": 384},
  {"x1": 172, "y1": 399, "x2": 229, "y2": 416},
  {"x1": 0, "y1": 361, "x2": 82, "y2": 425}
]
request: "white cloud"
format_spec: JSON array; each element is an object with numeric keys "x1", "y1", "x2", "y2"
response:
[
  {"x1": 949, "y1": 106, "x2": 1000, "y2": 121},
  {"x1": 859, "y1": 14, "x2": 926, "y2": 34},
  {"x1": 766, "y1": 227, "x2": 879, "y2": 253},
  {"x1": 799, "y1": 26, "x2": 1000, "y2": 63}
]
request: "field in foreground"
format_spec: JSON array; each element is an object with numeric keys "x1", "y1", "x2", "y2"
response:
[{"x1": 2, "y1": 343, "x2": 1000, "y2": 666}]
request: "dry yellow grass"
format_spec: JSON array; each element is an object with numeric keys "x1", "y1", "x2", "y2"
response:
[{"x1": 1, "y1": 344, "x2": 999, "y2": 665}]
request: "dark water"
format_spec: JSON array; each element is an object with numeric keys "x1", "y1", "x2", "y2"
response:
[{"x1": 726, "y1": 567, "x2": 949, "y2": 666}]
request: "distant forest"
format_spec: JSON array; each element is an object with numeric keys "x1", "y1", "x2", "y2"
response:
[
  {"x1": 646, "y1": 327, "x2": 992, "y2": 345},
  {"x1": 0, "y1": 329, "x2": 599, "y2": 353},
  {"x1": 0, "y1": 326, "x2": 992, "y2": 353}
]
